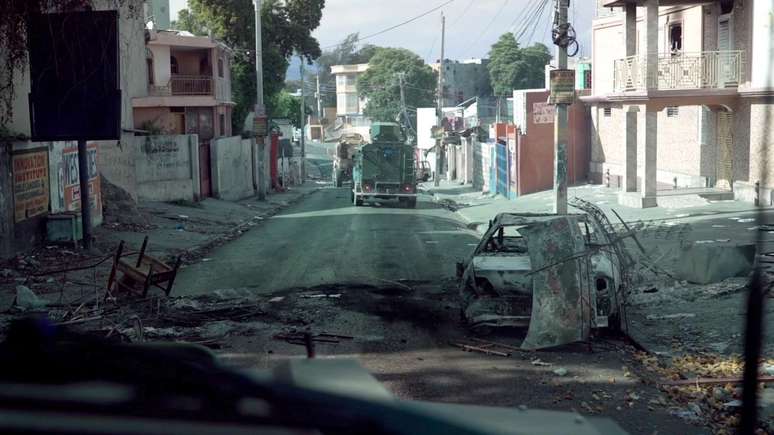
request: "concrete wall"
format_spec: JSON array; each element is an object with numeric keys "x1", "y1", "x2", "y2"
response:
[
  {"x1": 150, "y1": 44, "x2": 172, "y2": 86},
  {"x1": 135, "y1": 134, "x2": 201, "y2": 202},
  {"x1": 0, "y1": 142, "x2": 14, "y2": 257},
  {"x1": 211, "y1": 136, "x2": 255, "y2": 201},
  {"x1": 751, "y1": 0, "x2": 774, "y2": 88}
]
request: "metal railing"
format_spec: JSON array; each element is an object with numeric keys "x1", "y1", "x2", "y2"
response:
[
  {"x1": 613, "y1": 50, "x2": 745, "y2": 92},
  {"x1": 149, "y1": 75, "x2": 213, "y2": 96}
]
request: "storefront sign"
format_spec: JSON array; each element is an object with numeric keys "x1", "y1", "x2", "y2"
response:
[
  {"x1": 62, "y1": 143, "x2": 101, "y2": 222},
  {"x1": 549, "y1": 69, "x2": 576, "y2": 105},
  {"x1": 13, "y1": 150, "x2": 49, "y2": 222},
  {"x1": 533, "y1": 102, "x2": 556, "y2": 124},
  {"x1": 254, "y1": 115, "x2": 268, "y2": 137}
]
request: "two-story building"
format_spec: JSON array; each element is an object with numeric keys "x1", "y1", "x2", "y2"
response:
[
  {"x1": 431, "y1": 58, "x2": 493, "y2": 106},
  {"x1": 585, "y1": 0, "x2": 774, "y2": 207},
  {"x1": 331, "y1": 63, "x2": 369, "y2": 122},
  {"x1": 132, "y1": 29, "x2": 235, "y2": 197}
]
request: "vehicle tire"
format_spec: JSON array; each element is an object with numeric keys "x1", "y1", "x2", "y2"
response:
[
  {"x1": 423, "y1": 174, "x2": 430, "y2": 182},
  {"x1": 350, "y1": 190, "x2": 354, "y2": 203},
  {"x1": 398, "y1": 198, "x2": 407, "y2": 208},
  {"x1": 336, "y1": 176, "x2": 343, "y2": 187},
  {"x1": 470, "y1": 324, "x2": 494, "y2": 337},
  {"x1": 408, "y1": 198, "x2": 417, "y2": 208},
  {"x1": 355, "y1": 195, "x2": 363, "y2": 206}
]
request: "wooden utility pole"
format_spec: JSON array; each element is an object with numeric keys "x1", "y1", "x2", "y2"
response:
[
  {"x1": 434, "y1": 13, "x2": 445, "y2": 187},
  {"x1": 316, "y1": 71, "x2": 323, "y2": 121},
  {"x1": 553, "y1": 0, "x2": 569, "y2": 214}
]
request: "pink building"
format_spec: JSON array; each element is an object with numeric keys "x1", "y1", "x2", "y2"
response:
[{"x1": 133, "y1": 30, "x2": 235, "y2": 197}]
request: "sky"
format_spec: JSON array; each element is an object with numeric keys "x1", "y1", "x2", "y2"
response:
[{"x1": 169, "y1": 0, "x2": 592, "y2": 68}]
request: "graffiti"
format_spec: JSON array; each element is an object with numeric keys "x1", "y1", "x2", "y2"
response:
[
  {"x1": 12, "y1": 150, "x2": 49, "y2": 222},
  {"x1": 143, "y1": 137, "x2": 179, "y2": 154}
]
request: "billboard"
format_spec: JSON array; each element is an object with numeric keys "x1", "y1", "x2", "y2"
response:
[
  {"x1": 62, "y1": 143, "x2": 102, "y2": 223},
  {"x1": 13, "y1": 150, "x2": 49, "y2": 222}
]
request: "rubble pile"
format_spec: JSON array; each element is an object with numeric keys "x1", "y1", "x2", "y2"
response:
[
  {"x1": 100, "y1": 175, "x2": 151, "y2": 229},
  {"x1": 634, "y1": 351, "x2": 774, "y2": 434}
]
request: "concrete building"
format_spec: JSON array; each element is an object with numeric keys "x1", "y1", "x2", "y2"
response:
[
  {"x1": 144, "y1": 0, "x2": 171, "y2": 30},
  {"x1": 133, "y1": 29, "x2": 235, "y2": 197},
  {"x1": 585, "y1": 0, "x2": 774, "y2": 207},
  {"x1": 431, "y1": 59, "x2": 493, "y2": 107},
  {"x1": 330, "y1": 63, "x2": 369, "y2": 120}
]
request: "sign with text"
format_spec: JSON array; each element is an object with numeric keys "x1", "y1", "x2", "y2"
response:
[
  {"x1": 13, "y1": 150, "x2": 49, "y2": 222},
  {"x1": 254, "y1": 115, "x2": 268, "y2": 137},
  {"x1": 549, "y1": 69, "x2": 576, "y2": 105},
  {"x1": 62, "y1": 143, "x2": 102, "y2": 224},
  {"x1": 532, "y1": 102, "x2": 556, "y2": 124}
]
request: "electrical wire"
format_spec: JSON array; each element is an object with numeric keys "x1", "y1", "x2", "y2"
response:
[
  {"x1": 322, "y1": 0, "x2": 456, "y2": 50},
  {"x1": 463, "y1": 0, "x2": 510, "y2": 58}
]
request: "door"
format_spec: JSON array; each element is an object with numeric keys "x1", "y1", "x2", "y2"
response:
[
  {"x1": 496, "y1": 142, "x2": 508, "y2": 197},
  {"x1": 199, "y1": 140, "x2": 212, "y2": 197},
  {"x1": 716, "y1": 111, "x2": 734, "y2": 190},
  {"x1": 717, "y1": 15, "x2": 735, "y2": 87}
]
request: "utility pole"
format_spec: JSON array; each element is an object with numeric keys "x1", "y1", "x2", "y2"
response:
[
  {"x1": 552, "y1": 0, "x2": 569, "y2": 214},
  {"x1": 434, "y1": 12, "x2": 445, "y2": 187},
  {"x1": 254, "y1": 0, "x2": 267, "y2": 200},
  {"x1": 299, "y1": 56, "x2": 306, "y2": 183},
  {"x1": 316, "y1": 71, "x2": 323, "y2": 121}
]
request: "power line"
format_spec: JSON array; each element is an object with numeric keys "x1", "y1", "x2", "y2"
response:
[
  {"x1": 322, "y1": 0, "x2": 456, "y2": 50},
  {"x1": 525, "y1": 0, "x2": 551, "y2": 46},
  {"x1": 463, "y1": 0, "x2": 510, "y2": 58}
]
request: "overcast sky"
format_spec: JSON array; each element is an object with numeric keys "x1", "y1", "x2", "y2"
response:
[{"x1": 169, "y1": 0, "x2": 592, "y2": 62}]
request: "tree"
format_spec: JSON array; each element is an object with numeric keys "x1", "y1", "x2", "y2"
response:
[
  {"x1": 357, "y1": 47, "x2": 435, "y2": 129},
  {"x1": 171, "y1": 9, "x2": 207, "y2": 35},
  {"x1": 314, "y1": 33, "x2": 380, "y2": 107},
  {"x1": 184, "y1": 0, "x2": 325, "y2": 132},
  {"x1": 487, "y1": 32, "x2": 552, "y2": 96},
  {"x1": 267, "y1": 89, "x2": 311, "y2": 127}
]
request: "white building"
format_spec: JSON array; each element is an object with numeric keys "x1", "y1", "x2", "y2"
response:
[
  {"x1": 330, "y1": 63, "x2": 369, "y2": 119},
  {"x1": 584, "y1": 0, "x2": 774, "y2": 207}
]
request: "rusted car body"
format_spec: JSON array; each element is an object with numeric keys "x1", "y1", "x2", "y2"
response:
[{"x1": 457, "y1": 212, "x2": 628, "y2": 349}]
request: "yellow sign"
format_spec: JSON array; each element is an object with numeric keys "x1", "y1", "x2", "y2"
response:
[{"x1": 13, "y1": 150, "x2": 49, "y2": 222}]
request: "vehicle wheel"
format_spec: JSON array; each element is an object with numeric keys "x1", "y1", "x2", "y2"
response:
[
  {"x1": 423, "y1": 174, "x2": 430, "y2": 182},
  {"x1": 336, "y1": 176, "x2": 343, "y2": 187},
  {"x1": 355, "y1": 195, "x2": 363, "y2": 206},
  {"x1": 350, "y1": 190, "x2": 354, "y2": 203},
  {"x1": 398, "y1": 198, "x2": 407, "y2": 208},
  {"x1": 408, "y1": 198, "x2": 417, "y2": 208}
]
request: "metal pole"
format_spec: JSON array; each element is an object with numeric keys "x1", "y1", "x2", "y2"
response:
[
  {"x1": 434, "y1": 13, "x2": 445, "y2": 187},
  {"x1": 254, "y1": 0, "x2": 267, "y2": 200},
  {"x1": 77, "y1": 139, "x2": 92, "y2": 250},
  {"x1": 299, "y1": 55, "x2": 306, "y2": 183},
  {"x1": 316, "y1": 71, "x2": 322, "y2": 120},
  {"x1": 553, "y1": 0, "x2": 569, "y2": 214}
]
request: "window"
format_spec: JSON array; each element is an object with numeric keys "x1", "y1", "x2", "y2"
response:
[
  {"x1": 146, "y1": 58, "x2": 154, "y2": 85},
  {"x1": 170, "y1": 107, "x2": 185, "y2": 113},
  {"x1": 669, "y1": 23, "x2": 682, "y2": 54},
  {"x1": 603, "y1": 107, "x2": 612, "y2": 117},
  {"x1": 218, "y1": 58, "x2": 224, "y2": 78},
  {"x1": 170, "y1": 56, "x2": 178, "y2": 74},
  {"x1": 219, "y1": 113, "x2": 225, "y2": 136},
  {"x1": 667, "y1": 106, "x2": 679, "y2": 117}
]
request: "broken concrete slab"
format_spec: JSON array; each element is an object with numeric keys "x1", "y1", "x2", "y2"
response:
[{"x1": 675, "y1": 243, "x2": 755, "y2": 285}]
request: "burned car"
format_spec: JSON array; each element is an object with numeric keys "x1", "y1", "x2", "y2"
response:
[{"x1": 457, "y1": 209, "x2": 630, "y2": 349}]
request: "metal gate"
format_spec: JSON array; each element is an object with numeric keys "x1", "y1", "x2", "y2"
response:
[{"x1": 716, "y1": 111, "x2": 733, "y2": 190}]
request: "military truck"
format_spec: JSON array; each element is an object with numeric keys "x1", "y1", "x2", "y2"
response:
[
  {"x1": 332, "y1": 133, "x2": 364, "y2": 187},
  {"x1": 351, "y1": 122, "x2": 417, "y2": 208}
]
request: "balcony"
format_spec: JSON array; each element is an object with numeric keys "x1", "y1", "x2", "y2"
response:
[
  {"x1": 149, "y1": 75, "x2": 213, "y2": 96},
  {"x1": 613, "y1": 50, "x2": 745, "y2": 93}
]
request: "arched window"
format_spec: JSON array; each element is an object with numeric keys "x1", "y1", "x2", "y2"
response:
[{"x1": 170, "y1": 56, "x2": 179, "y2": 75}]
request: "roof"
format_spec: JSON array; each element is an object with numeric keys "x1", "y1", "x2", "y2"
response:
[{"x1": 331, "y1": 64, "x2": 369, "y2": 74}]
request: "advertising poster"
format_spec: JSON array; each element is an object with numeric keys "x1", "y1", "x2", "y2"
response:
[
  {"x1": 533, "y1": 102, "x2": 555, "y2": 124},
  {"x1": 13, "y1": 150, "x2": 49, "y2": 222},
  {"x1": 62, "y1": 143, "x2": 102, "y2": 223}
]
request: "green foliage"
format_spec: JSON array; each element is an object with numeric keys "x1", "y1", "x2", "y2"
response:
[
  {"x1": 357, "y1": 47, "x2": 435, "y2": 127},
  {"x1": 315, "y1": 33, "x2": 380, "y2": 107},
  {"x1": 487, "y1": 33, "x2": 552, "y2": 96},
  {"x1": 185, "y1": 0, "x2": 324, "y2": 132},
  {"x1": 171, "y1": 8, "x2": 207, "y2": 35},
  {"x1": 268, "y1": 89, "x2": 311, "y2": 127}
]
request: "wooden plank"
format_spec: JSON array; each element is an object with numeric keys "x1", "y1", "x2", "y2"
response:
[{"x1": 660, "y1": 376, "x2": 774, "y2": 386}]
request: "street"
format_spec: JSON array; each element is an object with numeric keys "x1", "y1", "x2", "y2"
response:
[
  {"x1": 171, "y1": 186, "x2": 706, "y2": 435},
  {"x1": 175, "y1": 187, "x2": 478, "y2": 294}
]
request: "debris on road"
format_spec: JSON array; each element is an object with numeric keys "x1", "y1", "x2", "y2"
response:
[
  {"x1": 646, "y1": 313, "x2": 696, "y2": 321},
  {"x1": 531, "y1": 358, "x2": 552, "y2": 367},
  {"x1": 14, "y1": 285, "x2": 48, "y2": 310},
  {"x1": 274, "y1": 331, "x2": 354, "y2": 345},
  {"x1": 553, "y1": 367, "x2": 569, "y2": 376},
  {"x1": 675, "y1": 243, "x2": 755, "y2": 284},
  {"x1": 450, "y1": 341, "x2": 510, "y2": 357}
]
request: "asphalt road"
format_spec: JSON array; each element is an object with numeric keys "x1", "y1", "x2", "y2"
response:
[
  {"x1": 174, "y1": 187, "x2": 480, "y2": 295},
  {"x1": 173, "y1": 185, "x2": 710, "y2": 435}
]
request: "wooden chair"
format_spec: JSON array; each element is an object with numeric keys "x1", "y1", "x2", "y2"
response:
[{"x1": 106, "y1": 236, "x2": 182, "y2": 298}]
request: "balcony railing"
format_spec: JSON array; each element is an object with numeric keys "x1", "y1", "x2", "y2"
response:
[
  {"x1": 149, "y1": 75, "x2": 213, "y2": 96},
  {"x1": 613, "y1": 50, "x2": 745, "y2": 92}
]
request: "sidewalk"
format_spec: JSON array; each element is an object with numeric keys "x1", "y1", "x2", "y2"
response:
[
  {"x1": 422, "y1": 180, "x2": 764, "y2": 234},
  {"x1": 0, "y1": 182, "x2": 324, "y2": 313}
]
